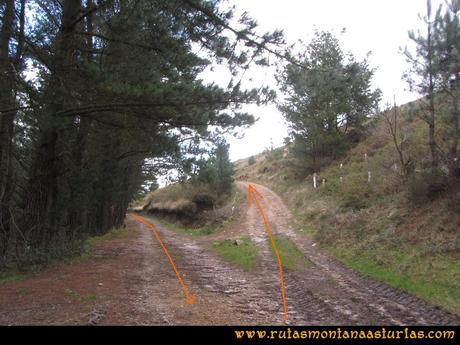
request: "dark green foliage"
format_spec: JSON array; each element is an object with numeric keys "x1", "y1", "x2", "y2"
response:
[
  {"x1": 404, "y1": 0, "x2": 460, "y2": 173},
  {"x1": 403, "y1": 0, "x2": 442, "y2": 170},
  {"x1": 248, "y1": 156, "x2": 256, "y2": 166},
  {"x1": 277, "y1": 30, "x2": 380, "y2": 175},
  {"x1": 192, "y1": 193, "x2": 215, "y2": 209},
  {"x1": 0, "y1": 0, "x2": 283, "y2": 268},
  {"x1": 196, "y1": 140, "x2": 234, "y2": 195},
  {"x1": 214, "y1": 141, "x2": 234, "y2": 194},
  {"x1": 447, "y1": 179, "x2": 460, "y2": 212},
  {"x1": 408, "y1": 170, "x2": 449, "y2": 205},
  {"x1": 264, "y1": 141, "x2": 283, "y2": 162},
  {"x1": 290, "y1": 131, "x2": 350, "y2": 176},
  {"x1": 434, "y1": 0, "x2": 460, "y2": 176},
  {"x1": 339, "y1": 193, "x2": 369, "y2": 211}
]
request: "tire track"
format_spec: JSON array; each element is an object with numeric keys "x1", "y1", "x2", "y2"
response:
[
  {"x1": 239, "y1": 182, "x2": 459, "y2": 325},
  {"x1": 130, "y1": 182, "x2": 459, "y2": 325}
]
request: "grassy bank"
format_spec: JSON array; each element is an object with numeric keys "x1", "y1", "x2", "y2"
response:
[
  {"x1": 0, "y1": 227, "x2": 131, "y2": 285},
  {"x1": 149, "y1": 212, "x2": 240, "y2": 238},
  {"x1": 142, "y1": 184, "x2": 244, "y2": 237},
  {"x1": 331, "y1": 247, "x2": 460, "y2": 313},
  {"x1": 74, "y1": 227, "x2": 131, "y2": 263},
  {"x1": 235, "y1": 111, "x2": 460, "y2": 315}
]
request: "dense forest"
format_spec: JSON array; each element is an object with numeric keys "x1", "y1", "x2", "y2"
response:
[{"x1": 0, "y1": 0, "x2": 284, "y2": 267}]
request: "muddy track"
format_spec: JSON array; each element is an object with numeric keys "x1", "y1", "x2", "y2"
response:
[
  {"x1": 0, "y1": 182, "x2": 458, "y2": 325},
  {"x1": 229, "y1": 182, "x2": 459, "y2": 325},
  {"x1": 129, "y1": 181, "x2": 459, "y2": 325}
]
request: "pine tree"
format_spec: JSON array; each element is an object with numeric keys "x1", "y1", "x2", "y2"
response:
[
  {"x1": 0, "y1": 0, "x2": 284, "y2": 265},
  {"x1": 277, "y1": 30, "x2": 380, "y2": 174},
  {"x1": 403, "y1": 0, "x2": 443, "y2": 171},
  {"x1": 0, "y1": 0, "x2": 26, "y2": 259},
  {"x1": 434, "y1": 0, "x2": 460, "y2": 176},
  {"x1": 214, "y1": 140, "x2": 234, "y2": 195},
  {"x1": 196, "y1": 139, "x2": 234, "y2": 195}
]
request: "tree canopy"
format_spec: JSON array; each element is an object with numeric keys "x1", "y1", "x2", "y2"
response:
[
  {"x1": 0, "y1": 0, "x2": 284, "y2": 266},
  {"x1": 277, "y1": 30, "x2": 380, "y2": 174}
]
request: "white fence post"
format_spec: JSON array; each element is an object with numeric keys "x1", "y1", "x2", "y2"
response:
[
  {"x1": 313, "y1": 173, "x2": 317, "y2": 189},
  {"x1": 365, "y1": 153, "x2": 371, "y2": 184}
]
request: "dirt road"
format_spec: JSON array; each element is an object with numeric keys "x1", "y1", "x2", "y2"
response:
[{"x1": 0, "y1": 182, "x2": 458, "y2": 325}]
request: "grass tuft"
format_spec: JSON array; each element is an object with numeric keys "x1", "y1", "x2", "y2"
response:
[
  {"x1": 269, "y1": 235, "x2": 312, "y2": 270},
  {"x1": 0, "y1": 270, "x2": 33, "y2": 285},
  {"x1": 212, "y1": 237, "x2": 257, "y2": 270}
]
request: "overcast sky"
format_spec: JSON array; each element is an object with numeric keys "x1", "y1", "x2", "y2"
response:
[{"x1": 206, "y1": 0, "x2": 443, "y2": 161}]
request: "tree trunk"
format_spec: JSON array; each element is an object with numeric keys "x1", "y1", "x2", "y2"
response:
[
  {"x1": 70, "y1": 0, "x2": 95, "y2": 235},
  {"x1": 448, "y1": 90, "x2": 460, "y2": 176},
  {"x1": 0, "y1": 0, "x2": 16, "y2": 260},
  {"x1": 25, "y1": 0, "x2": 82, "y2": 248},
  {"x1": 427, "y1": 14, "x2": 439, "y2": 171}
]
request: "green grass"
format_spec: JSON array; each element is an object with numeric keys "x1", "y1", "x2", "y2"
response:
[
  {"x1": 65, "y1": 288, "x2": 97, "y2": 303},
  {"x1": 142, "y1": 187, "x2": 244, "y2": 237},
  {"x1": 330, "y1": 246, "x2": 460, "y2": 315},
  {"x1": 71, "y1": 227, "x2": 131, "y2": 263},
  {"x1": 0, "y1": 227, "x2": 131, "y2": 286},
  {"x1": 212, "y1": 237, "x2": 257, "y2": 270},
  {"x1": 0, "y1": 269, "x2": 33, "y2": 285},
  {"x1": 269, "y1": 235, "x2": 312, "y2": 270},
  {"x1": 65, "y1": 288, "x2": 97, "y2": 312},
  {"x1": 148, "y1": 206, "x2": 240, "y2": 237},
  {"x1": 85, "y1": 227, "x2": 130, "y2": 246},
  {"x1": 153, "y1": 217, "x2": 217, "y2": 237},
  {"x1": 234, "y1": 103, "x2": 460, "y2": 316}
]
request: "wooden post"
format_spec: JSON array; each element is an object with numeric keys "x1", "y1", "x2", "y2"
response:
[
  {"x1": 365, "y1": 153, "x2": 371, "y2": 184},
  {"x1": 313, "y1": 173, "x2": 317, "y2": 189}
]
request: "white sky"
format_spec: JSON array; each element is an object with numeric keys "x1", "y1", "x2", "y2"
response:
[{"x1": 203, "y1": 0, "x2": 444, "y2": 161}]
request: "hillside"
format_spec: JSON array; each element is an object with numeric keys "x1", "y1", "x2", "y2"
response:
[{"x1": 234, "y1": 103, "x2": 460, "y2": 315}]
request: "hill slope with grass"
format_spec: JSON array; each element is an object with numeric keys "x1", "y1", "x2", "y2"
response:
[
  {"x1": 136, "y1": 180, "x2": 243, "y2": 237},
  {"x1": 235, "y1": 103, "x2": 460, "y2": 315}
]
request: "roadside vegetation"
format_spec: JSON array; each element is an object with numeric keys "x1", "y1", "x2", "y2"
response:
[
  {"x1": 235, "y1": 1, "x2": 460, "y2": 315},
  {"x1": 0, "y1": 227, "x2": 131, "y2": 285},
  {"x1": 0, "y1": 0, "x2": 283, "y2": 270},
  {"x1": 212, "y1": 237, "x2": 258, "y2": 270},
  {"x1": 75, "y1": 227, "x2": 131, "y2": 263},
  {"x1": 145, "y1": 193, "x2": 242, "y2": 238},
  {"x1": 270, "y1": 235, "x2": 312, "y2": 271},
  {"x1": 138, "y1": 139, "x2": 242, "y2": 236},
  {"x1": 235, "y1": 106, "x2": 460, "y2": 315}
]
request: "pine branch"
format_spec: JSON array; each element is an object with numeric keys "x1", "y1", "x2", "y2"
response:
[{"x1": 179, "y1": 0, "x2": 302, "y2": 68}]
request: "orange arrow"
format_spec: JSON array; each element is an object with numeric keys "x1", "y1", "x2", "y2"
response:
[
  {"x1": 247, "y1": 184, "x2": 288, "y2": 321},
  {"x1": 131, "y1": 213, "x2": 196, "y2": 305}
]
